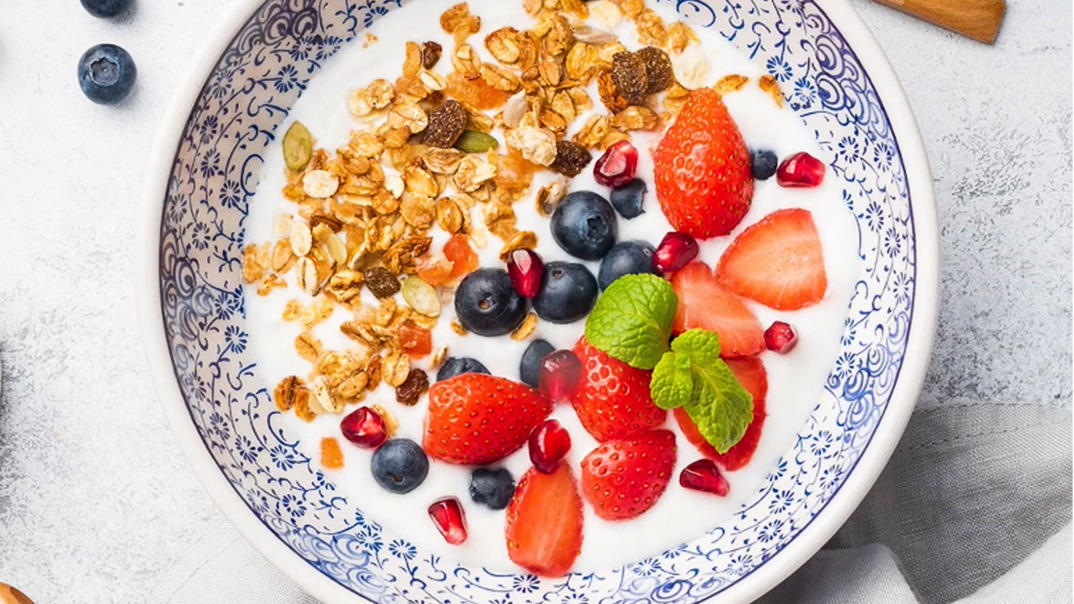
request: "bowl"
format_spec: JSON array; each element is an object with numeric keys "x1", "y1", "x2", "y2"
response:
[{"x1": 138, "y1": 0, "x2": 938, "y2": 601}]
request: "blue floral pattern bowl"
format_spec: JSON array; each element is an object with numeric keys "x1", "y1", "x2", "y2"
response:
[{"x1": 139, "y1": 0, "x2": 938, "y2": 601}]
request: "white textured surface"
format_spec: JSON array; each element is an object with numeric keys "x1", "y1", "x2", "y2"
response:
[{"x1": 0, "y1": 1, "x2": 1068, "y2": 603}]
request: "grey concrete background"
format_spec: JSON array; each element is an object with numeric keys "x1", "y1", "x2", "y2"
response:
[{"x1": 0, "y1": 1, "x2": 1069, "y2": 602}]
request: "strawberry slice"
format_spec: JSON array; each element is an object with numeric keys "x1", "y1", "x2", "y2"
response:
[
  {"x1": 716, "y1": 208, "x2": 828, "y2": 310},
  {"x1": 653, "y1": 88, "x2": 754, "y2": 239},
  {"x1": 424, "y1": 374, "x2": 553, "y2": 465},
  {"x1": 675, "y1": 356, "x2": 767, "y2": 470},
  {"x1": 580, "y1": 429, "x2": 677, "y2": 521},
  {"x1": 570, "y1": 337, "x2": 666, "y2": 442},
  {"x1": 505, "y1": 463, "x2": 584, "y2": 577},
  {"x1": 670, "y1": 262, "x2": 765, "y2": 357}
]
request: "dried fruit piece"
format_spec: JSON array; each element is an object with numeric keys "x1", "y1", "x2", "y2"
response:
[
  {"x1": 283, "y1": 121, "x2": 313, "y2": 171},
  {"x1": 454, "y1": 130, "x2": 500, "y2": 153},
  {"x1": 396, "y1": 368, "x2": 430, "y2": 406},
  {"x1": 416, "y1": 252, "x2": 455, "y2": 286},
  {"x1": 421, "y1": 41, "x2": 443, "y2": 69},
  {"x1": 423, "y1": 100, "x2": 468, "y2": 148},
  {"x1": 402, "y1": 276, "x2": 442, "y2": 317},
  {"x1": 320, "y1": 437, "x2": 344, "y2": 469},
  {"x1": 611, "y1": 52, "x2": 648, "y2": 105},
  {"x1": 548, "y1": 140, "x2": 592, "y2": 177},
  {"x1": 443, "y1": 234, "x2": 479, "y2": 278},
  {"x1": 637, "y1": 46, "x2": 674, "y2": 94},
  {"x1": 597, "y1": 69, "x2": 629, "y2": 114},
  {"x1": 398, "y1": 322, "x2": 433, "y2": 357},
  {"x1": 365, "y1": 267, "x2": 401, "y2": 299}
]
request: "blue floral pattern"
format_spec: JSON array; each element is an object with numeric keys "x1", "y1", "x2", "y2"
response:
[{"x1": 156, "y1": 0, "x2": 917, "y2": 601}]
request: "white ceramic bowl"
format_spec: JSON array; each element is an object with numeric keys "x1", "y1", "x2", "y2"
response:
[{"x1": 138, "y1": 1, "x2": 938, "y2": 601}]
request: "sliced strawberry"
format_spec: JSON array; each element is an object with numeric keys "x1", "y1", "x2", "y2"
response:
[
  {"x1": 505, "y1": 463, "x2": 584, "y2": 577},
  {"x1": 570, "y1": 337, "x2": 666, "y2": 442},
  {"x1": 653, "y1": 88, "x2": 754, "y2": 239},
  {"x1": 424, "y1": 374, "x2": 553, "y2": 465},
  {"x1": 580, "y1": 429, "x2": 677, "y2": 521},
  {"x1": 716, "y1": 208, "x2": 828, "y2": 310},
  {"x1": 675, "y1": 356, "x2": 767, "y2": 470},
  {"x1": 670, "y1": 262, "x2": 765, "y2": 357}
]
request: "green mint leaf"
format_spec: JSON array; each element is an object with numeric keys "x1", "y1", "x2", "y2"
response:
[
  {"x1": 683, "y1": 358, "x2": 753, "y2": 454},
  {"x1": 650, "y1": 350, "x2": 695, "y2": 410},
  {"x1": 584, "y1": 274, "x2": 677, "y2": 370},
  {"x1": 670, "y1": 329, "x2": 722, "y2": 364}
]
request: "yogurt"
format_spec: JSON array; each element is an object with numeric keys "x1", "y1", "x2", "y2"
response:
[{"x1": 243, "y1": 0, "x2": 859, "y2": 573}]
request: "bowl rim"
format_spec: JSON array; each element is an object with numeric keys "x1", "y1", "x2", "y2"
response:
[{"x1": 136, "y1": 0, "x2": 939, "y2": 601}]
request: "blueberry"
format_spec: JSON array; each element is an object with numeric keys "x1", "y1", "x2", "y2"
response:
[
  {"x1": 454, "y1": 268, "x2": 527, "y2": 336},
  {"x1": 370, "y1": 439, "x2": 429, "y2": 494},
  {"x1": 436, "y1": 357, "x2": 490, "y2": 381},
  {"x1": 78, "y1": 44, "x2": 137, "y2": 105},
  {"x1": 532, "y1": 262, "x2": 598, "y2": 324},
  {"x1": 520, "y1": 339, "x2": 555, "y2": 388},
  {"x1": 551, "y1": 191, "x2": 618, "y2": 260},
  {"x1": 751, "y1": 149, "x2": 779, "y2": 181},
  {"x1": 598, "y1": 241, "x2": 656, "y2": 290},
  {"x1": 609, "y1": 179, "x2": 647, "y2": 219},
  {"x1": 469, "y1": 468, "x2": 515, "y2": 510},
  {"x1": 80, "y1": 0, "x2": 133, "y2": 18}
]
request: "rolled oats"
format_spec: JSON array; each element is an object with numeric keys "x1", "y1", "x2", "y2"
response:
[
  {"x1": 451, "y1": 44, "x2": 482, "y2": 79},
  {"x1": 758, "y1": 74, "x2": 784, "y2": 107},
  {"x1": 271, "y1": 240, "x2": 295, "y2": 273},
  {"x1": 399, "y1": 194, "x2": 436, "y2": 229},
  {"x1": 480, "y1": 63, "x2": 521, "y2": 92},
  {"x1": 387, "y1": 101, "x2": 429, "y2": 133},
  {"x1": 486, "y1": 27, "x2": 522, "y2": 64},
  {"x1": 295, "y1": 257, "x2": 320, "y2": 294},
  {"x1": 510, "y1": 312, "x2": 538, "y2": 341},
  {"x1": 589, "y1": 0, "x2": 623, "y2": 28},
  {"x1": 381, "y1": 348, "x2": 412, "y2": 387},
  {"x1": 295, "y1": 332, "x2": 323, "y2": 363},
  {"x1": 610, "y1": 105, "x2": 660, "y2": 131},
  {"x1": 499, "y1": 230, "x2": 538, "y2": 260},
  {"x1": 453, "y1": 155, "x2": 498, "y2": 192},
  {"x1": 302, "y1": 170, "x2": 340, "y2": 199},
  {"x1": 505, "y1": 123, "x2": 557, "y2": 165},
  {"x1": 672, "y1": 45, "x2": 710, "y2": 89},
  {"x1": 274, "y1": 376, "x2": 308, "y2": 412}
]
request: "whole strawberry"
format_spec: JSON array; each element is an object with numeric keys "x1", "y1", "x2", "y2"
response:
[
  {"x1": 580, "y1": 429, "x2": 677, "y2": 521},
  {"x1": 653, "y1": 88, "x2": 754, "y2": 239},
  {"x1": 424, "y1": 374, "x2": 553, "y2": 465},
  {"x1": 571, "y1": 336, "x2": 666, "y2": 442}
]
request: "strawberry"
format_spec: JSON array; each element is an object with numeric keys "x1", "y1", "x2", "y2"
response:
[
  {"x1": 675, "y1": 355, "x2": 767, "y2": 470},
  {"x1": 652, "y1": 88, "x2": 754, "y2": 239},
  {"x1": 424, "y1": 374, "x2": 553, "y2": 465},
  {"x1": 580, "y1": 429, "x2": 677, "y2": 521},
  {"x1": 716, "y1": 208, "x2": 828, "y2": 310},
  {"x1": 570, "y1": 337, "x2": 666, "y2": 442},
  {"x1": 505, "y1": 463, "x2": 584, "y2": 577},
  {"x1": 670, "y1": 262, "x2": 765, "y2": 357}
]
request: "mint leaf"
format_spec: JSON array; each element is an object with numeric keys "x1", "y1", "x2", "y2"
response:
[
  {"x1": 584, "y1": 274, "x2": 677, "y2": 370},
  {"x1": 652, "y1": 329, "x2": 754, "y2": 454},
  {"x1": 651, "y1": 351, "x2": 695, "y2": 410}
]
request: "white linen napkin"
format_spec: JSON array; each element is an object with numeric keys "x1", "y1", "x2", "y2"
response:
[{"x1": 148, "y1": 402, "x2": 1072, "y2": 604}]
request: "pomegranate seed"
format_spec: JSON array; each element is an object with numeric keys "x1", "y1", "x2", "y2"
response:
[
  {"x1": 428, "y1": 497, "x2": 468, "y2": 545},
  {"x1": 652, "y1": 231, "x2": 699, "y2": 275},
  {"x1": 593, "y1": 140, "x2": 639, "y2": 188},
  {"x1": 339, "y1": 407, "x2": 387, "y2": 448},
  {"x1": 538, "y1": 350, "x2": 582, "y2": 402},
  {"x1": 528, "y1": 419, "x2": 572, "y2": 474},
  {"x1": 680, "y1": 459, "x2": 730, "y2": 496},
  {"x1": 507, "y1": 249, "x2": 544, "y2": 298},
  {"x1": 764, "y1": 321, "x2": 798, "y2": 353},
  {"x1": 776, "y1": 152, "x2": 825, "y2": 188}
]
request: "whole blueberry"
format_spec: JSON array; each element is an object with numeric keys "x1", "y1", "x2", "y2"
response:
[
  {"x1": 78, "y1": 44, "x2": 137, "y2": 105},
  {"x1": 436, "y1": 357, "x2": 490, "y2": 382},
  {"x1": 454, "y1": 268, "x2": 527, "y2": 336},
  {"x1": 469, "y1": 468, "x2": 515, "y2": 510},
  {"x1": 532, "y1": 262, "x2": 598, "y2": 324},
  {"x1": 609, "y1": 179, "x2": 647, "y2": 219},
  {"x1": 519, "y1": 339, "x2": 555, "y2": 389},
  {"x1": 751, "y1": 149, "x2": 779, "y2": 181},
  {"x1": 80, "y1": 0, "x2": 133, "y2": 18},
  {"x1": 370, "y1": 439, "x2": 429, "y2": 494},
  {"x1": 598, "y1": 241, "x2": 656, "y2": 290},
  {"x1": 551, "y1": 191, "x2": 618, "y2": 260}
]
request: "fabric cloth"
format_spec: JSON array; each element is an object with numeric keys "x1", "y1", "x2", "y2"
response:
[{"x1": 147, "y1": 402, "x2": 1072, "y2": 604}]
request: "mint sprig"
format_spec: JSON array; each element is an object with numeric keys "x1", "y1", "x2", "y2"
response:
[{"x1": 584, "y1": 274, "x2": 677, "y2": 370}]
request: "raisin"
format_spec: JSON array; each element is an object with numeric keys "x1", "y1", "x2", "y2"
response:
[
  {"x1": 637, "y1": 46, "x2": 674, "y2": 94},
  {"x1": 549, "y1": 140, "x2": 593, "y2": 177},
  {"x1": 422, "y1": 99, "x2": 468, "y2": 148},
  {"x1": 365, "y1": 267, "x2": 401, "y2": 298},
  {"x1": 395, "y1": 369, "x2": 430, "y2": 406},
  {"x1": 421, "y1": 41, "x2": 443, "y2": 69},
  {"x1": 611, "y1": 51, "x2": 649, "y2": 105},
  {"x1": 597, "y1": 69, "x2": 629, "y2": 114}
]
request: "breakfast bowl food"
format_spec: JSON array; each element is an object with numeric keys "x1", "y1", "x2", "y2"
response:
[{"x1": 138, "y1": 0, "x2": 938, "y2": 601}]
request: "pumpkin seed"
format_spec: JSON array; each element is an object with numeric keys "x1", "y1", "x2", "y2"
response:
[
  {"x1": 454, "y1": 130, "x2": 499, "y2": 154},
  {"x1": 283, "y1": 121, "x2": 313, "y2": 171},
  {"x1": 401, "y1": 277, "x2": 441, "y2": 317}
]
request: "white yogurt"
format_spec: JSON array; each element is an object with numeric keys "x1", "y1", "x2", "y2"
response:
[{"x1": 243, "y1": 0, "x2": 860, "y2": 573}]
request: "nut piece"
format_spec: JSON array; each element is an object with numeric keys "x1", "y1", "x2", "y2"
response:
[
  {"x1": 548, "y1": 140, "x2": 593, "y2": 177},
  {"x1": 295, "y1": 257, "x2": 320, "y2": 294},
  {"x1": 364, "y1": 267, "x2": 401, "y2": 298},
  {"x1": 395, "y1": 368, "x2": 430, "y2": 405},
  {"x1": 535, "y1": 177, "x2": 569, "y2": 217},
  {"x1": 289, "y1": 222, "x2": 313, "y2": 257},
  {"x1": 423, "y1": 100, "x2": 468, "y2": 148},
  {"x1": 302, "y1": 170, "x2": 339, "y2": 199}
]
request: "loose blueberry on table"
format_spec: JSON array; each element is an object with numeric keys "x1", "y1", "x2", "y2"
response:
[{"x1": 78, "y1": 44, "x2": 136, "y2": 105}]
